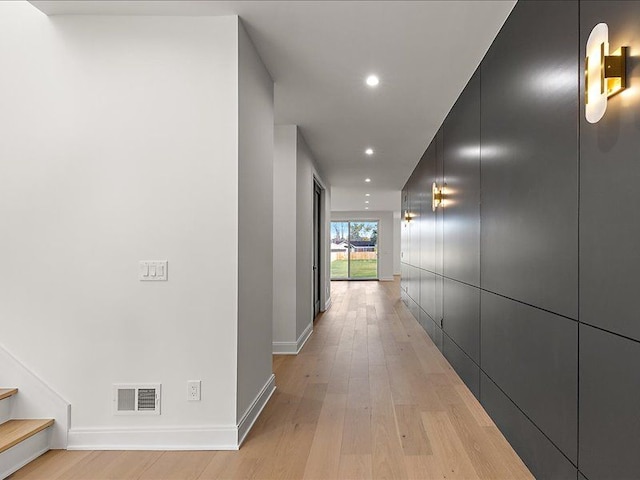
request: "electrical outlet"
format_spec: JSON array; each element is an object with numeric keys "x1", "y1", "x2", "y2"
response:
[{"x1": 188, "y1": 380, "x2": 201, "y2": 401}]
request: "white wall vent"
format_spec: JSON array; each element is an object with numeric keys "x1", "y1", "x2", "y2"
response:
[{"x1": 113, "y1": 384, "x2": 161, "y2": 416}]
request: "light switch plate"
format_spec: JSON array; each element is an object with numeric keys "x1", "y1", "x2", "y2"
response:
[{"x1": 139, "y1": 261, "x2": 168, "y2": 281}]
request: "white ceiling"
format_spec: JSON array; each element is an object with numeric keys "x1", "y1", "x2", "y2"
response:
[{"x1": 30, "y1": 0, "x2": 515, "y2": 212}]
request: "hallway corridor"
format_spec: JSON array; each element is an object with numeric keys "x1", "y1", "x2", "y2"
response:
[{"x1": 11, "y1": 280, "x2": 532, "y2": 480}]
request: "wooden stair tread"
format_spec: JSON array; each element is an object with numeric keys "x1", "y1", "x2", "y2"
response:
[
  {"x1": 0, "y1": 419, "x2": 54, "y2": 454},
  {"x1": 0, "y1": 389, "x2": 18, "y2": 401}
]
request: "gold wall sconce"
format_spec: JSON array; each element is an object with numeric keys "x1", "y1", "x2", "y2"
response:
[
  {"x1": 432, "y1": 182, "x2": 443, "y2": 212},
  {"x1": 404, "y1": 210, "x2": 413, "y2": 223},
  {"x1": 585, "y1": 23, "x2": 628, "y2": 123}
]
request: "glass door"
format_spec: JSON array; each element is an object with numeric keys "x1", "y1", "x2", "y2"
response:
[
  {"x1": 331, "y1": 221, "x2": 378, "y2": 280},
  {"x1": 330, "y1": 221, "x2": 349, "y2": 279}
]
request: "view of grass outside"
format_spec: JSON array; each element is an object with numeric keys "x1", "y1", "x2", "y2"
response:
[
  {"x1": 331, "y1": 220, "x2": 378, "y2": 279},
  {"x1": 330, "y1": 259, "x2": 378, "y2": 278}
]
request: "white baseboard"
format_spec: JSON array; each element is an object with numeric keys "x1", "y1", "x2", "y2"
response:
[
  {"x1": 67, "y1": 424, "x2": 239, "y2": 451},
  {"x1": 272, "y1": 322, "x2": 313, "y2": 355},
  {"x1": 0, "y1": 425, "x2": 51, "y2": 480},
  {"x1": 323, "y1": 297, "x2": 332, "y2": 311},
  {"x1": 379, "y1": 276, "x2": 394, "y2": 281},
  {"x1": 237, "y1": 374, "x2": 276, "y2": 446},
  {"x1": 296, "y1": 322, "x2": 313, "y2": 352},
  {"x1": 272, "y1": 341, "x2": 298, "y2": 355},
  {"x1": 0, "y1": 342, "x2": 70, "y2": 449},
  {"x1": 67, "y1": 375, "x2": 277, "y2": 451}
]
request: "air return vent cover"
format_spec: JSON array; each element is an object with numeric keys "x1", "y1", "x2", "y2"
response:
[{"x1": 113, "y1": 384, "x2": 161, "y2": 415}]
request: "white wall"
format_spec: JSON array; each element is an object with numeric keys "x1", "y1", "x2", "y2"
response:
[
  {"x1": 272, "y1": 126, "x2": 331, "y2": 354},
  {"x1": 296, "y1": 131, "x2": 331, "y2": 339},
  {"x1": 273, "y1": 126, "x2": 297, "y2": 346},
  {"x1": 331, "y1": 210, "x2": 395, "y2": 281},
  {"x1": 0, "y1": 2, "x2": 271, "y2": 449},
  {"x1": 236, "y1": 21, "x2": 274, "y2": 426}
]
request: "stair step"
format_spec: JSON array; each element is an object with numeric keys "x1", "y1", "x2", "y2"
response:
[
  {"x1": 0, "y1": 389, "x2": 18, "y2": 401},
  {"x1": 0, "y1": 419, "x2": 54, "y2": 454}
]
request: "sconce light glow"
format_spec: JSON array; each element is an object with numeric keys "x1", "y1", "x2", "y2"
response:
[
  {"x1": 365, "y1": 148, "x2": 374, "y2": 155},
  {"x1": 432, "y1": 182, "x2": 443, "y2": 212},
  {"x1": 365, "y1": 178, "x2": 371, "y2": 183},
  {"x1": 585, "y1": 23, "x2": 628, "y2": 123},
  {"x1": 365, "y1": 193, "x2": 370, "y2": 197},
  {"x1": 366, "y1": 75, "x2": 379, "y2": 87}
]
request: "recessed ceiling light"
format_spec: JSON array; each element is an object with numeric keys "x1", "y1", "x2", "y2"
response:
[
  {"x1": 365, "y1": 201, "x2": 369, "y2": 204},
  {"x1": 365, "y1": 178, "x2": 371, "y2": 183},
  {"x1": 366, "y1": 75, "x2": 379, "y2": 87},
  {"x1": 365, "y1": 207, "x2": 369, "y2": 210},
  {"x1": 365, "y1": 148, "x2": 374, "y2": 156},
  {"x1": 365, "y1": 193, "x2": 370, "y2": 197}
]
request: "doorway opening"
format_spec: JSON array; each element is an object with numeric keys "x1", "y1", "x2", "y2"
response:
[
  {"x1": 313, "y1": 180, "x2": 323, "y2": 318},
  {"x1": 330, "y1": 221, "x2": 379, "y2": 280}
]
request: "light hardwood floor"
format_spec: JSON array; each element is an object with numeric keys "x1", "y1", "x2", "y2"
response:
[{"x1": 9, "y1": 279, "x2": 532, "y2": 480}]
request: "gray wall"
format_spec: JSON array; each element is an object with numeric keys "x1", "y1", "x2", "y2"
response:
[{"x1": 401, "y1": 1, "x2": 640, "y2": 478}]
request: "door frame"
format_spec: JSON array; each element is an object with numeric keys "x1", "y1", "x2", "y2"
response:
[{"x1": 313, "y1": 179, "x2": 322, "y2": 318}]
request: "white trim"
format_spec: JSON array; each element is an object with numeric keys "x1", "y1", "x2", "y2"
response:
[
  {"x1": 322, "y1": 297, "x2": 332, "y2": 311},
  {"x1": 0, "y1": 425, "x2": 51, "y2": 480},
  {"x1": 272, "y1": 341, "x2": 299, "y2": 355},
  {"x1": 67, "y1": 424, "x2": 238, "y2": 451},
  {"x1": 237, "y1": 374, "x2": 276, "y2": 446},
  {"x1": 296, "y1": 321, "x2": 313, "y2": 353},
  {"x1": 0, "y1": 342, "x2": 70, "y2": 449},
  {"x1": 379, "y1": 276, "x2": 394, "y2": 282},
  {"x1": 272, "y1": 321, "x2": 313, "y2": 355},
  {"x1": 67, "y1": 375, "x2": 277, "y2": 451}
]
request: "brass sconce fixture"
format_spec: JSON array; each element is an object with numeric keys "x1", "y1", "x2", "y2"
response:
[
  {"x1": 585, "y1": 23, "x2": 628, "y2": 123},
  {"x1": 404, "y1": 210, "x2": 413, "y2": 223},
  {"x1": 432, "y1": 182, "x2": 443, "y2": 212}
]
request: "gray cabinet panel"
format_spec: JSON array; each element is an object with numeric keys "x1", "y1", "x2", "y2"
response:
[
  {"x1": 434, "y1": 273, "x2": 443, "y2": 324},
  {"x1": 481, "y1": 291, "x2": 578, "y2": 462},
  {"x1": 580, "y1": 1, "x2": 640, "y2": 342},
  {"x1": 443, "y1": 69, "x2": 480, "y2": 287},
  {"x1": 408, "y1": 296, "x2": 420, "y2": 323},
  {"x1": 419, "y1": 308, "x2": 433, "y2": 339},
  {"x1": 430, "y1": 319, "x2": 443, "y2": 352},
  {"x1": 400, "y1": 263, "x2": 408, "y2": 293},
  {"x1": 580, "y1": 324, "x2": 640, "y2": 479},
  {"x1": 578, "y1": 473, "x2": 587, "y2": 480},
  {"x1": 443, "y1": 278, "x2": 480, "y2": 363},
  {"x1": 442, "y1": 334, "x2": 479, "y2": 399},
  {"x1": 407, "y1": 265, "x2": 419, "y2": 305},
  {"x1": 416, "y1": 147, "x2": 435, "y2": 272},
  {"x1": 480, "y1": 0, "x2": 578, "y2": 319},
  {"x1": 435, "y1": 129, "x2": 444, "y2": 276},
  {"x1": 408, "y1": 177, "x2": 421, "y2": 269},
  {"x1": 419, "y1": 269, "x2": 436, "y2": 321},
  {"x1": 481, "y1": 373, "x2": 577, "y2": 480}
]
